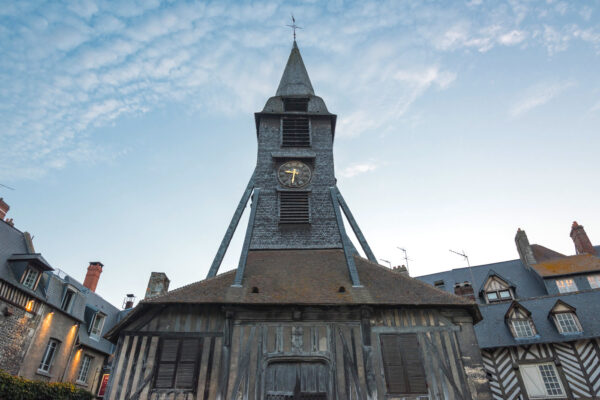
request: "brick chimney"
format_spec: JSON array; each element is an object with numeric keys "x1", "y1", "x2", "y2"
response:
[
  {"x1": 570, "y1": 221, "x2": 595, "y2": 255},
  {"x1": 0, "y1": 198, "x2": 9, "y2": 220},
  {"x1": 515, "y1": 228, "x2": 536, "y2": 266},
  {"x1": 145, "y1": 272, "x2": 170, "y2": 299},
  {"x1": 454, "y1": 282, "x2": 475, "y2": 300},
  {"x1": 83, "y1": 262, "x2": 103, "y2": 292}
]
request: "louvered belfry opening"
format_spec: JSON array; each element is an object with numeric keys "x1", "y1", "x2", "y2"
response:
[
  {"x1": 379, "y1": 334, "x2": 427, "y2": 395},
  {"x1": 283, "y1": 97, "x2": 309, "y2": 112},
  {"x1": 282, "y1": 117, "x2": 310, "y2": 147},
  {"x1": 279, "y1": 191, "x2": 310, "y2": 224}
]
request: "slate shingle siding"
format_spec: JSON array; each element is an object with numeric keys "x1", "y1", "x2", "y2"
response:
[{"x1": 250, "y1": 115, "x2": 342, "y2": 249}]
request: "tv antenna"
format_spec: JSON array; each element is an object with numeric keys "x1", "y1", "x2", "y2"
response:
[
  {"x1": 396, "y1": 247, "x2": 412, "y2": 270},
  {"x1": 449, "y1": 249, "x2": 476, "y2": 286},
  {"x1": 286, "y1": 14, "x2": 302, "y2": 41},
  {"x1": 379, "y1": 258, "x2": 391, "y2": 268},
  {"x1": 0, "y1": 183, "x2": 15, "y2": 191}
]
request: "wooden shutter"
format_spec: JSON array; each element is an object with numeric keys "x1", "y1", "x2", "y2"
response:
[
  {"x1": 155, "y1": 339, "x2": 179, "y2": 388},
  {"x1": 380, "y1": 334, "x2": 427, "y2": 395},
  {"x1": 280, "y1": 192, "x2": 310, "y2": 224},
  {"x1": 175, "y1": 339, "x2": 201, "y2": 389},
  {"x1": 282, "y1": 117, "x2": 310, "y2": 147}
]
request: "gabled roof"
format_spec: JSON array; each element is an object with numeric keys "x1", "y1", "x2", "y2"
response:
[
  {"x1": 477, "y1": 269, "x2": 516, "y2": 294},
  {"x1": 8, "y1": 253, "x2": 53, "y2": 271},
  {"x1": 275, "y1": 41, "x2": 314, "y2": 96},
  {"x1": 530, "y1": 244, "x2": 566, "y2": 262},
  {"x1": 107, "y1": 250, "x2": 480, "y2": 340},
  {"x1": 532, "y1": 254, "x2": 600, "y2": 277},
  {"x1": 504, "y1": 301, "x2": 532, "y2": 319},
  {"x1": 549, "y1": 299, "x2": 576, "y2": 313}
]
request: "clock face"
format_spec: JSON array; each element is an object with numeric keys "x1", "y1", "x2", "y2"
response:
[{"x1": 278, "y1": 161, "x2": 312, "y2": 188}]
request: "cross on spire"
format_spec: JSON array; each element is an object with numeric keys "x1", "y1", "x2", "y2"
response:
[{"x1": 286, "y1": 14, "x2": 302, "y2": 41}]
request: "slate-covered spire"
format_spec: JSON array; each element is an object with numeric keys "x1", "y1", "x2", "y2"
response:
[{"x1": 276, "y1": 41, "x2": 314, "y2": 96}]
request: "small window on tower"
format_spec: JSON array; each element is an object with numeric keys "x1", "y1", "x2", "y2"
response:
[
  {"x1": 283, "y1": 97, "x2": 309, "y2": 112},
  {"x1": 279, "y1": 191, "x2": 310, "y2": 224},
  {"x1": 282, "y1": 117, "x2": 310, "y2": 147}
]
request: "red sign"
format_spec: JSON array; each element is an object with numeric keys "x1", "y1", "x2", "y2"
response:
[{"x1": 97, "y1": 374, "x2": 110, "y2": 397}]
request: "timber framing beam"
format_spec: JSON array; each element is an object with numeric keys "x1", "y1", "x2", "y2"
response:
[
  {"x1": 334, "y1": 186, "x2": 377, "y2": 263},
  {"x1": 232, "y1": 188, "x2": 261, "y2": 287},
  {"x1": 207, "y1": 171, "x2": 255, "y2": 279},
  {"x1": 329, "y1": 187, "x2": 361, "y2": 287}
]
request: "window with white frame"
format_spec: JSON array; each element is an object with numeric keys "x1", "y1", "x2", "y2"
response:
[
  {"x1": 512, "y1": 319, "x2": 535, "y2": 338},
  {"x1": 38, "y1": 339, "x2": 60, "y2": 373},
  {"x1": 90, "y1": 313, "x2": 106, "y2": 340},
  {"x1": 587, "y1": 274, "x2": 600, "y2": 289},
  {"x1": 77, "y1": 355, "x2": 93, "y2": 383},
  {"x1": 22, "y1": 268, "x2": 40, "y2": 289},
  {"x1": 520, "y1": 363, "x2": 564, "y2": 398},
  {"x1": 556, "y1": 278, "x2": 577, "y2": 293},
  {"x1": 554, "y1": 312, "x2": 582, "y2": 334}
]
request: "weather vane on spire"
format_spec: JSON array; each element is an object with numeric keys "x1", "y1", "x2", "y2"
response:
[{"x1": 286, "y1": 14, "x2": 302, "y2": 41}]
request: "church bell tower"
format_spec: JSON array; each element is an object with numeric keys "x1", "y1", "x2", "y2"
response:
[{"x1": 206, "y1": 41, "x2": 377, "y2": 286}]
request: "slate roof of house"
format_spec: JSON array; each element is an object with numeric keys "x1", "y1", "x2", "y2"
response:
[
  {"x1": 530, "y1": 244, "x2": 566, "y2": 262},
  {"x1": 417, "y1": 245, "x2": 600, "y2": 349},
  {"x1": 0, "y1": 218, "x2": 120, "y2": 355},
  {"x1": 475, "y1": 290, "x2": 600, "y2": 348}
]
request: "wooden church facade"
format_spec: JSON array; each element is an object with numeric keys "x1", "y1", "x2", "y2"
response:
[{"x1": 104, "y1": 41, "x2": 492, "y2": 400}]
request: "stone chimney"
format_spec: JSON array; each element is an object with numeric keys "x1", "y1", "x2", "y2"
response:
[
  {"x1": 83, "y1": 262, "x2": 103, "y2": 292},
  {"x1": 515, "y1": 228, "x2": 536, "y2": 266},
  {"x1": 145, "y1": 272, "x2": 170, "y2": 299},
  {"x1": 570, "y1": 221, "x2": 595, "y2": 255},
  {"x1": 0, "y1": 198, "x2": 9, "y2": 220}
]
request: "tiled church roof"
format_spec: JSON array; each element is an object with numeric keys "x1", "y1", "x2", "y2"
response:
[{"x1": 143, "y1": 249, "x2": 477, "y2": 310}]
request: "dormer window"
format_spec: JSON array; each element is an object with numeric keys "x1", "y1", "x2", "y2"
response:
[
  {"x1": 550, "y1": 300, "x2": 582, "y2": 334},
  {"x1": 481, "y1": 274, "x2": 514, "y2": 303},
  {"x1": 90, "y1": 313, "x2": 106, "y2": 340},
  {"x1": 556, "y1": 278, "x2": 577, "y2": 293},
  {"x1": 60, "y1": 287, "x2": 77, "y2": 313},
  {"x1": 506, "y1": 302, "x2": 537, "y2": 339},
  {"x1": 21, "y1": 267, "x2": 40, "y2": 290},
  {"x1": 587, "y1": 274, "x2": 600, "y2": 289}
]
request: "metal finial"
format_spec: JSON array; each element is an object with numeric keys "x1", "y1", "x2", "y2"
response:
[{"x1": 286, "y1": 14, "x2": 302, "y2": 41}]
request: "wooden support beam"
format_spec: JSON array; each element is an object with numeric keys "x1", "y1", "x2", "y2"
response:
[
  {"x1": 330, "y1": 187, "x2": 361, "y2": 287},
  {"x1": 232, "y1": 189, "x2": 261, "y2": 287},
  {"x1": 207, "y1": 171, "x2": 255, "y2": 279},
  {"x1": 335, "y1": 187, "x2": 377, "y2": 263}
]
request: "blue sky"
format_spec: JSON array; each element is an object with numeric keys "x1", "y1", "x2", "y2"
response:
[{"x1": 1, "y1": 0, "x2": 600, "y2": 307}]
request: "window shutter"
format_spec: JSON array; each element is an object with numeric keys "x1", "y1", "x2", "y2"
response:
[
  {"x1": 155, "y1": 339, "x2": 179, "y2": 388},
  {"x1": 282, "y1": 117, "x2": 310, "y2": 147},
  {"x1": 175, "y1": 339, "x2": 201, "y2": 389},
  {"x1": 380, "y1": 334, "x2": 427, "y2": 395},
  {"x1": 520, "y1": 365, "x2": 546, "y2": 397},
  {"x1": 280, "y1": 192, "x2": 310, "y2": 224},
  {"x1": 83, "y1": 306, "x2": 96, "y2": 333}
]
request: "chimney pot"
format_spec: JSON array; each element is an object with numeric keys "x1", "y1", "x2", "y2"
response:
[
  {"x1": 0, "y1": 198, "x2": 9, "y2": 221},
  {"x1": 83, "y1": 262, "x2": 103, "y2": 292},
  {"x1": 570, "y1": 221, "x2": 595, "y2": 255}
]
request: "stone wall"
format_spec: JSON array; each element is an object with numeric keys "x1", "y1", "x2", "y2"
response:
[{"x1": 0, "y1": 299, "x2": 41, "y2": 374}]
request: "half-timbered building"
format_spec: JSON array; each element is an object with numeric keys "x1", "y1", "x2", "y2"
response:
[
  {"x1": 419, "y1": 222, "x2": 600, "y2": 400},
  {"x1": 104, "y1": 41, "x2": 492, "y2": 400}
]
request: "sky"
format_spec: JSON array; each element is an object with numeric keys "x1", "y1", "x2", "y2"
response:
[{"x1": 1, "y1": 0, "x2": 600, "y2": 308}]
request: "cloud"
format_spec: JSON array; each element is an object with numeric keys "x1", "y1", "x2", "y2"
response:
[
  {"x1": 1, "y1": 0, "x2": 599, "y2": 180},
  {"x1": 339, "y1": 163, "x2": 378, "y2": 178},
  {"x1": 509, "y1": 81, "x2": 575, "y2": 117}
]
